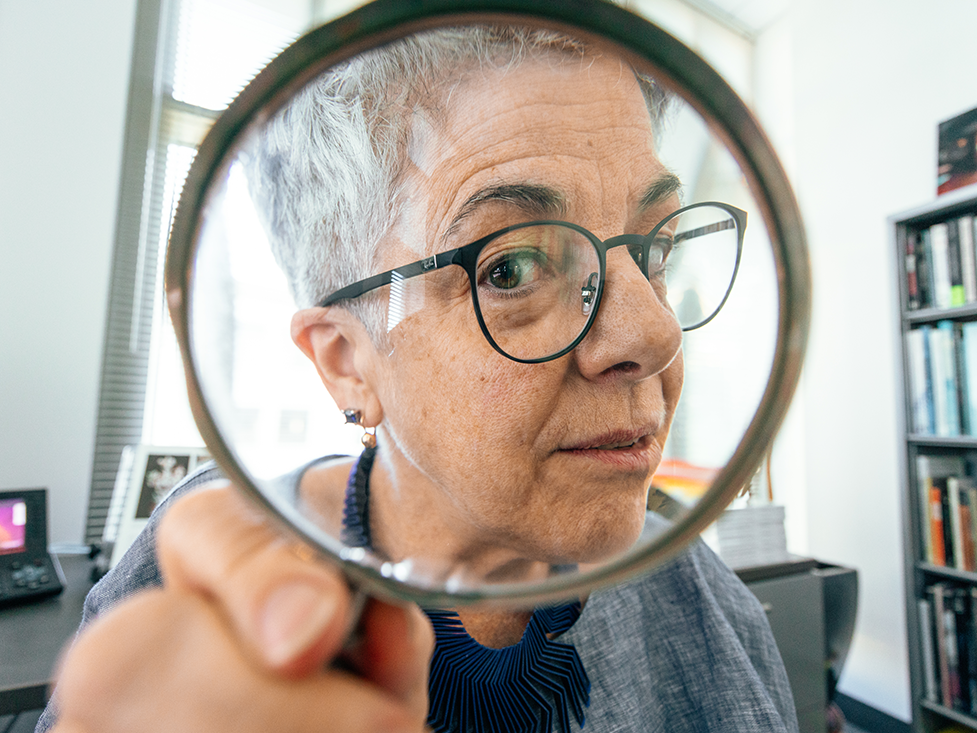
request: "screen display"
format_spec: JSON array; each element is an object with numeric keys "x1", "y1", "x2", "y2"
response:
[{"x1": 0, "y1": 498, "x2": 27, "y2": 555}]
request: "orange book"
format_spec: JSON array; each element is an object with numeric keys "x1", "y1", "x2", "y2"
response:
[{"x1": 930, "y1": 484, "x2": 947, "y2": 566}]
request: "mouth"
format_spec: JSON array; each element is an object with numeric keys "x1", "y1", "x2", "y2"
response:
[
  {"x1": 591, "y1": 436, "x2": 643, "y2": 451},
  {"x1": 561, "y1": 427, "x2": 656, "y2": 452},
  {"x1": 556, "y1": 430, "x2": 660, "y2": 472}
]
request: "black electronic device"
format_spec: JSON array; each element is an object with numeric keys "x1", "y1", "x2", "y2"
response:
[{"x1": 0, "y1": 489, "x2": 64, "y2": 607}]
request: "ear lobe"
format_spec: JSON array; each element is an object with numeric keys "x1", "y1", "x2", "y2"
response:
[{"x1": 290, "y1": 308, "x2": 383, "y2": 426}]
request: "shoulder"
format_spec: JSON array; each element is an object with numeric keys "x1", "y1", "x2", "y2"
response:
[
  {"x1": 566, "y1": 531, "x2": 799, "y2": 732},
  {"x1": 612, "y1": 512, "x2": 775, "y2": 646},
  {"x1": 583, "y1": 533, "x2": 774, "y2": 651},
  {"x1": 81, "y1": 454, "x2": 347, "y2": 625},
  {"x1": 80, "y1": 462, "x2": 225, "y2": 625}
]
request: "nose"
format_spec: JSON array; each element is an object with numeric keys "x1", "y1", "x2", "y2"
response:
[{"x1": 573, "y1": 247, "x2": 683, "y2": 382}]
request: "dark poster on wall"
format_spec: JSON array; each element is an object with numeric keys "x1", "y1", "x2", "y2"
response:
[{"x1": 939, "y1": 107, "x2": 977, "y2": 195}]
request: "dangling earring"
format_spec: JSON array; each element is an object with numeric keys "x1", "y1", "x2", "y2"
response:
[{"x1": 342, "y1": 409, "x2": 377, "y2": 449}]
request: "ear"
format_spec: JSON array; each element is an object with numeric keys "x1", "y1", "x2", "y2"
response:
[{"x1": 291, "y1": 308, "x2": 384, "y2": 428}]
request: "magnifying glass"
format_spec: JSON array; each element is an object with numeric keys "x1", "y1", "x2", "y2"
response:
[{"x1": 166, "y1": 0, "x2": 809, "y2": 613}]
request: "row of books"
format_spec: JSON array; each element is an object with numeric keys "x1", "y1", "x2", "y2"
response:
[
  {"x1": 920, "y1": 581, "x2": 977, "y2": 714},
  {"x1": 906, "y1": 321, "x2": 977, "y2": 437},
  {"x1": 905, "y1": 214, "x2": 977, "y2": 311},
  {"x1": 917, "y1": 455, "x2": 977, "y2": 571}
]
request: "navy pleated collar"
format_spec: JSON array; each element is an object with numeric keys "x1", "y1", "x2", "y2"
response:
[{"x1": 340, "y1": 446, "x2": 591, "y2": 733}]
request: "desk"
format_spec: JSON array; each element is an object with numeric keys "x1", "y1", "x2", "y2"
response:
[{"x1": 0, "y1": 555, "x2": 93, "y2": 715}]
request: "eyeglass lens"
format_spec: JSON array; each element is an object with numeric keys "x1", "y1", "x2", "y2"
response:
[
  {"x1": 474, "y1": 225, "x2": 600, "y2": 362},
  {"x1": 665, "y1": 204, "x2": 741, "y2": 330},
  {"x1": 473, "y1": 204, "x2": 740, "y2": 361}
]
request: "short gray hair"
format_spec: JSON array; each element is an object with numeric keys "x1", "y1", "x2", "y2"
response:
[{"x1": 246, "y1": 25, "x2": 671, "y2": 333}]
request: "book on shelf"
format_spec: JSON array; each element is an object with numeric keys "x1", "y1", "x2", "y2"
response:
[
  {"x1": 917, "y1": 454, "x2": 976, "y2": 569},
  {"x1": 936, "y1": 322, "x2": 961, "y2": 436},
  {"x1": 907, "y1": 326, "x2": 935, "y2": 434},
  {"x1": 905, "y1": 227, "x2": 920, "y2": 310},
  {"x1": 969, "y1": 586, "x2": 977, "y2": 714},
  {"x1": 905, "y1": 320, "x2": 977, "y2": 437},
  {"x1": 922, "y1": 582, "x2": 976, "y2": 714},
  {"x1": 918, "y1": 228, "x2": 935, "y2": 310},
  {"x1": 946, "y1": 221, "x2": 965, "y2": 307},
  {"x1": 906, "y1": 215, "x2": 977, "y2": 311},
  {"x1": 932, "y1": 223, "x2": 953, "y2": 310},
  {"x1": 920, "y1": 596, "x2": 939, "y2": 703},
  {"x1": 962, "y1": 218, "x2": 977, "y2": 304}
]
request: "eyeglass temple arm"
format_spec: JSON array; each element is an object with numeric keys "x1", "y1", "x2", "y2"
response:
[
  {"x1": 317, "y1": 249, "x2": 461, "y2": 308},
  {"x1": 673, "y1": 209, "x2": 746, "y2": 244}
]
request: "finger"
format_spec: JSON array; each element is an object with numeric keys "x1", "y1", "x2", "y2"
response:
[
  {"x1": 55, "y1": 589, "x2": 425, "y2": 733},
  {"x1": 358, "y1": 600, "x2": 434, "y2": 716},
  {"x1": 156, "y1": 482, "x2": 352, "y2": 676}
]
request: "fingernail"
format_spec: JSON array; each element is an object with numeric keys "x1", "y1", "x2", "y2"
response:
[{"x1": 259, "y1": 580, "x2": 338, "y2": 666}]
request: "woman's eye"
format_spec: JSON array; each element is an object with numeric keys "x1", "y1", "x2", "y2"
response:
[{"x1": 483, "y1": 250, "x2": 543, "y2": 290}]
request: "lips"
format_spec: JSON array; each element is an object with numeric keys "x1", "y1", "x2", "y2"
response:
[
  {"x1": 560, "y1": 428, "x2": 655, "y2": 453},
  {"x1": 556, "y1": 429, "x2": 660, "y2": 473}
]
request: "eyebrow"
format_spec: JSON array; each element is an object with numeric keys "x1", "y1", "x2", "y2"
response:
[
  {"x1": 442, "y1": 171, "x2": 684, "y2": 243},
  {"x1": 444, "y1": 183, "x2": 568, "y2": 239},
  {"x1": 639, "y1": 171, "x2": 684, "y2": 210}
]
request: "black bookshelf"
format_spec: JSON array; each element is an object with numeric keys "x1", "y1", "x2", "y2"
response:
[
  {"x1": 920, "y1": 700, "x2": 977, "y2": 731},
  {"x1": 895, "y1": 183, "x2": 977, "y2": 733},
  {"x1": 907, "y1": 303, "x2": 977, "y2": 326},
  {"x1": 911, "y1": 435, "x2": 977, "y2": 449},
  {"x1": 919, "y1": 562, "x2": 977, "y2": 584}
]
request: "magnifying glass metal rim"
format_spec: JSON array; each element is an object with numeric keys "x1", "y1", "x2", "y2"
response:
[{"x1": 166, "y1": 0, "x2": 811, "y2": 608}]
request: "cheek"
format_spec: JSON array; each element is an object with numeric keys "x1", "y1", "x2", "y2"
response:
[
  {"x1": 378, "y1": 320, "x2": 517, "y2": 450},
  {"x1": 473, "y1": 359, "x2": 557, "y2": 444},
  {"x1": 378, "y1": 329, "x2": 564, "y2": 506},
  {"x1": 385, "y1": 305, "x2": 560, "y2": 438}
]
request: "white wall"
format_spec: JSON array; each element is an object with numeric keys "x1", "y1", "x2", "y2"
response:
[
  {"x1": 755, "y1": 0, "x2": 977, "y2": 721},
  {"x1": 0, "y1": 0, "x2": 137, "y2": 544},
  {"x1": 4, "y1": 0, "x2": 976, "y2": 721}
]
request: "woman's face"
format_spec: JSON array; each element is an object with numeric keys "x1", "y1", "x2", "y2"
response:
[{"x1": 348, "y1": 52, "x2": 684, "y2": 573}]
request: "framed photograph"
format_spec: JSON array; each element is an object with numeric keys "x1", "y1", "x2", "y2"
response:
[
  {"x1": 110, "y1": 445, "x2": 211, "y2": 567},
  {"x1": 938, "y1": 106, "x2": 977, "y2": 195}
]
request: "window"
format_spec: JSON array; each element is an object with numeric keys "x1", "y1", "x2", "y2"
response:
[{"x1": 85, "y1": 0, "x2": 366, "y2": 541}]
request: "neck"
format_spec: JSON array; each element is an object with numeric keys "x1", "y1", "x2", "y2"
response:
[
  {"x1": 455, "y1": 608, "x2": 535, "y2": 648},
  {"x1": 366, "y1": 446, "x2": 554, "y2": 586}
]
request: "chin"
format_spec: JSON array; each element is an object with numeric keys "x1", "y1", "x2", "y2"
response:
[{"x1": 534, "y1": 494, "x2": 650, "y2": 565}]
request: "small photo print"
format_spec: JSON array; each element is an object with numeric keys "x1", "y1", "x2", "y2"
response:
[{"x1": 135, "y1": 453, "x2": 191, "y2": 518}]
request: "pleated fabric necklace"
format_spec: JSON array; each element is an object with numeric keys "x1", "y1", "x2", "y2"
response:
[{"x1": 340, "y1": 445, "x2": 591, "y2": 733}]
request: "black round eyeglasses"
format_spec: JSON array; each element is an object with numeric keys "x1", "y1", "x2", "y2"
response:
[{"x1": 318, "y1": 201, "x2": 746, "y2": 364}]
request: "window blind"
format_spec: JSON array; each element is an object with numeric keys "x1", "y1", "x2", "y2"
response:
[{"x1": 84, "y1": 0, "x2": 318, "y2": 542}]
